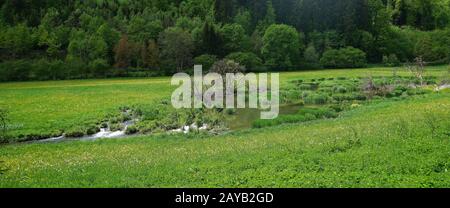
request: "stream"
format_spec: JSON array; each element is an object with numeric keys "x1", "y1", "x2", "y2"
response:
[
  {"x1": 37, "y1": 120, "x2": 136, "y2": 143},
  {"x1": 36, "y1": 104, "x2": 305, "y2": 143}
]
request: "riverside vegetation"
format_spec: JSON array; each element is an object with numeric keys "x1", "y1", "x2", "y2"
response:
[{"x1": 0, "y1": 65, "x2": 449, "y2": 187}]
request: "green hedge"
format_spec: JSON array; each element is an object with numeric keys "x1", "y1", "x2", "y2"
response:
[{"x1": 320, "y1": 47, "x2": 367, "y2": 68}]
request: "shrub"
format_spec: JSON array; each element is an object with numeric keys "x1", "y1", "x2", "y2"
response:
[
  {"x1": 136, "y1": 120, "x2": 158, "y2": 134},
  {"x1": 299, "y1": 84, "x2": 314, "y2": 90},
  {"x1": 109, "y1": 123, "x2": 124, "y2": 131},
  {"x1": 350, "y1": 93, "x2": 367, "y2": 101},
  {"x1": 382, "y1": 54, "x2": 401, "y2": 67},
  {"x1": 332, "y1": 85, "x2": 348, "y2": 93},
  {"x1": 210, "y1": 59, "x2": 245, "y2": 74},
  {"x1": 305, "y1": 93, "x2": 329, "y2": 104},
  {"x1": 320, "y1": 47, "x2": 367, "y2": 68},
  {"x1": 89, "y1": 59, "x2": 110, "y2": 77},
  {"x1": 304, "y1": 44, "x2": 319, "y2": 64},
  {"x1": 282, "y1": 90, "x2": 302, "y2": 103},
  {"x1": 86, "y1": 126, "x2": 100, "y2": 135},
  {"x1": 0, "y1": 60, "x2": 32, "y2": 81},
  {"x1": 65, "y1": 127, "x2": 86, "y2": 138},
  {"x1": 194, "y1": 54, "x2": 218, "y2": 71},
  {"x1": 262, "y1": 24, "x2": 301, "y2": 67},
  {"x1": 226, "y1": 52, "x2": 262, "y2": 71},
  {"x1": 125, "y1": 125, "x2": 138, "y2": 135}
]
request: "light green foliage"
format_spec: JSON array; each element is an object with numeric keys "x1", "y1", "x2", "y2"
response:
[
  {"x1": 221, "y1": 23, "x2": 250, "y2": 53},
  {"x1": 262, "y1": 24, "x2": 301, "y2": 67},
  {"x1": 128, "y1": 16, "x2": 163, "y2": 42},
  {"x1": 67, "y1": 30, "x2": 108, "y2": 63}
]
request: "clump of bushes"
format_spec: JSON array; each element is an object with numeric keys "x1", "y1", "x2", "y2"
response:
[
  {"x1": 194, "y1": 54, "x2": 218, "y2": 71},
  {"x1": 86, "y1": 125, "x2": 100, "y2": 135},
  {"x1": 125, "y1": 125, "x2": 138, "y2": 135},
  {"x1": 65, "y1": 127, "x2": 86, "y2": 138},
  {"x1": 226, "y1": 52, "x2": 263, "y2": 71},
  {"x1": 382, "y1": 54, "x2": 401, "y2": 67},
  {"x1": 305, "y1": 93, "x2": 330, "y2": 104},
  {"x1": 320, "y1": 47, "x2": 367, "y2": 68}
]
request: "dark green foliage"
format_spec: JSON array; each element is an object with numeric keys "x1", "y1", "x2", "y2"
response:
[
  {"x1": 383, "y1": 54, "x2": 401, "y2": 67},
  {"x1": 0, "y1": 0, "x2": 449, "y2": 81},
  {"x1": 194, "y1": 54, "x2": 218, "y2": 71},
  {"x1": 125, "y1": 125, "x2": 138, "y2": 135},
  {"x1": 226, "y1": 52, "x2": 263, "y2": 71},
  {"x1": 320, "y1": 47, "x2": 367, "y2": 68}
]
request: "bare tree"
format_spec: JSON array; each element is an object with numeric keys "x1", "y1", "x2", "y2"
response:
[
  {"x1": 405, "y1": 57, "x2": 426, "y2": 86},
  {"x1": 210, "y1": 59, "x2": 245, "y2": 75},
  {"x1": 362, "y1": 75, "x2": 377, "y2": 100}
]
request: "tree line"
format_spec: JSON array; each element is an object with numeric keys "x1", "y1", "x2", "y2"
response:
[{"x1": 0, "y1": 0, "x2": 449, "y2": 81}]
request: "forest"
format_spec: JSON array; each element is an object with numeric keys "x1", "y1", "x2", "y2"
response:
[{"x1": 0, "y1": 0, "x2": 450, "y2": 81}]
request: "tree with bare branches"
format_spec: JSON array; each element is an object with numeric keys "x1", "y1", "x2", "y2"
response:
[{"x1": 405, "y1": 57, "x2": 426, "y2": 86}]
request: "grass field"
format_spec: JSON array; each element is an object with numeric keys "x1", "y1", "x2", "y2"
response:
[
  {"x1": 0, "y1": 66, "x2": 449, "y2": 187},
  {"x1": 0, "y1": 66, "x2": 446, "y2": 140}
]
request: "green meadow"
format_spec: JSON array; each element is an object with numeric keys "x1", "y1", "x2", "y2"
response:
[{"x1": 0, "y1": 66, "x2": 449, "y2": 187}]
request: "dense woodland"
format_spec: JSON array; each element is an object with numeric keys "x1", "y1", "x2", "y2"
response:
[{"x1": 0, "y1": 0, "x2": 450, "y2": 81}]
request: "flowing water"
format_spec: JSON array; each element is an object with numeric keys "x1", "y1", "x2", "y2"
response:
[
  {"x1": 37, "y1": 120, "x2": 136, "y2": 143},
  {"x1": 35, "y1": 104, "x2": 305, "y2": 143}
]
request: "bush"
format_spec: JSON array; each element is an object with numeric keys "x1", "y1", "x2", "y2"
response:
[
  {"x1": 0, "y1": 60, "x2": 32, "y2": 81},
  {"x1": 320, "y1": 47, "x2": 367, "y2": 68},
  {"x1": 226, "y1": 52, "x2": 262, "y2": 71},
  {"x1": 194, "y1": 54, "x2": 218, "y2": 71},
  {"x1": 304, "y1": 44, "x2": 319, "y2": 64},
  {"x1": 210, "y1": 59, "x2": 245, "y2": 74},
  {"x1": 86, "y1": 126, "x2": 100, "y2": 135},
  {"x1": 89, "y1": 59, "x2": 110, "y2": 77},
  {"x1": 305, "y1": 93, "x2": 329, "y2": 104},
  {"x1": 262, "y1": 24, "x2": 301, "y2": 67},
  {"x1": 125, "y1": 125, "x2": 138, "y2": 135},
  {"x1": 282, "y1": 90, "x2": 302, "y2": 103},
  {"x1": 65, "y1": 127, "x2": 86, "y2": 138},
  {"x1": 382, "y1": 54, "x2": 401, "y2": 67},
  {"x1": 332, "y1": 85, "x2": 348, "y2": 93}
]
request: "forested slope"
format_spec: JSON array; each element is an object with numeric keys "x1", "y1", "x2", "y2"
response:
[{"x1": 1, "y1": 0, "x2": 449, "y2": 81}]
